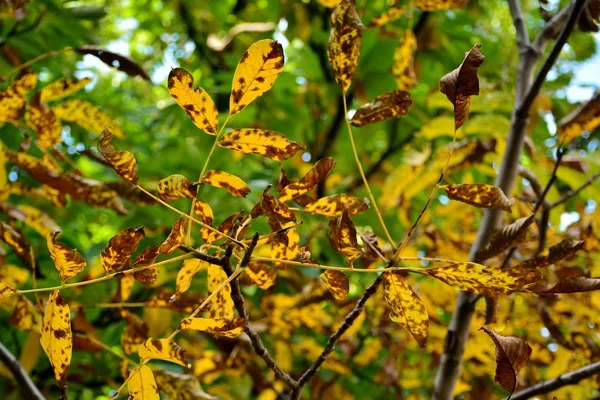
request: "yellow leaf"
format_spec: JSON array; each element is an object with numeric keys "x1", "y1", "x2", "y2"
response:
[
  {"x1": 26, "y1": 93, "x2": 62, "y2": 148},
  {"x1": 100, "y1": 227, "x2": 145, "y2": 273},
  {"x1": 40, "y1": 77, "x2": 92, "y2": 103},
  {"x1": 127, "y1": 365, "x2": 160, "y2": 400},
  {"x1": 138, "y1": 338, "x2": 190, "y2": 367},
  {"x1": 320, "y1": 270, "x2": 349, "y2": 301},
  {"x1": 47, "y1": 232, "x2": 86, "y2": 283},
  {"x1": 176, "y1": 258, "x2": 208, "y2": 295},
  {"x1": 194, "y1": 199, "x2": 214, "y2": 226},
  {"x1": 246, "y1": 262, "x2": 277, "y2": 289},
  {"x1": 443, "y1": 183, "x2": 514, "y2": 212},
  {"x1": 328, "y1": 209, "x2": 361, "y2": 264},
  {"x1": 98, "y1": 128, "x2": 138, "y2": 184},
  {"x1": 0, "y1": 282, "x2": 17, "y2": 299},
  {"x1": 279, "y1": 157, "x2": 336, "y2": 202},
  {"x1": 270, "y1": 224, "x2": 300, "y2": 268},
  {"x1": 0, "y1": 72, "x2": 37, "y2": 124},
  {"x1": 20, "y1": 331, "x2": 42, "y2": 374},
  {"x1": 0, "y1": 221, "x2": 34, "y2": 267},
  {"x1": 154, "y1": 370, "x2": 216, "y2": 400},
  {"x1": 558, "y1": 91, "x2": 600, "y2": 143},
  {"x1": 0, "y1": 203, "x2": 60, "y2": 236},
  {"x1": 318, "y1": 0, "x2": 341, "y2": 7},
  {"x1": 202, "y1": 210, "x2": 244, "y2": 244},
  {"x1": 208, "y1": 264, "x2": 234, "y2": 319},
  {"x1": 160, "y1": 217, "x2": 186, "y2": 253},
  {"x1": 158, "y1": 174, "x2": 199, "y2": 201},
  {"x1": 392, "y1": 30, "x2": 418, "y2": 91},
  {"x1": 10, "y1": 296, "x2": 39, "y2": 331},
  {"x1": 230, "y1": 39, "x2": 285, "y2": 116},
  {"x1": 0, "y1": 141, "x2": 6, "y2": 187},
  {"x1": 425, "y1": 262, "x2": 541, "y2": 296},
  {"x1": 303, "y1": 194, "x2": 368, "y2": 217},
  {"x1": 327, "y1": 0, "x2": 365, "y2": 92},
  {"x1": 179, "y1": 317, "x2": 246, "y2": 338},
  {"x1": 219, "y1": 128, "x2": 304, "y2": 161},
  {"x1": 201, "y1": 170, "x2": 251, "y2": 197},
  {"x1": 40, "y1": 290, "x2": 72, "y2": 389},
  {"x1": 415, "y1": 0, "x2": 468, "y2": 11},
  {"x1": 168, "y1": 68, "x2": 219, "y2": 135},
  {"x1": 54, "y1": 100, "x2": 124, "y2": 137},
  {"x1": 350, "y1": 89, "x2": 412, "y2": 127},
  {"x1": 367, "y1": 6, "x2": 407, "y2": 27},
  {"x1": 382, "y1": 272, "x2": 429, "y2": 347}
]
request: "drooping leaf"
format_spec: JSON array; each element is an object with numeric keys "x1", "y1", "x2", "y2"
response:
[
  {"x1": 100, "y1": 227, "x2": 145, "y2": 273},
  {"x1": 415, "y1": 0, "x2": 468, "y2": 11},
  {"x1": 201, "y1": 170, "x2": 251, "y2": 197},
  {"x1": 246, "y1": 262, "x2": 277, "y2": 289},
  {"x1": 536, "y1": 276, "x2": 600, "y2": 293},
  {"x1": 382, "y1": 272, "x2": 429, "y2": 347},
  {"x1": 367, "y1": 6, "x2": 407, "y2": 27},
  {"x1": 176, "y1": 258, "x2": 208, "y2": 295},
  {"x1": 154, "y1": 370, "x2": 217, "y2": 400},
  {"x1": 0, "y1": 71, "x2": 37, "y2": 124},
  {"x1": 47, "y1": 232, "x2": 86, "y2": 283},
  {"x1": 160, "y1": 217, "x2": 186, "y2": 254},
  {"x1": 443, "y1": 183, "x2": 513, "y2": 212},
  {"x1": 327, "y1": 0, "x2": 365, "y2": 92},
  {"x1": 474, "y1": 215, "x2": 535, "y2": 262},
  {"x1": 480, "y1": 327, "x2": 532, "y2": 396},
  {"x1": 98, "y1": 128, "x2": 138, "y2": 184},
  {"x1": 76, "y1": 46, "x2": 151, "y2": 80},
  {"x1": 0, "y1": 282, "x2": 17, "y2": 299},
  {"x1": 127, "y1": 365, "x2": 160, "y2": 400},
  {"x1": 168, "y1": 68, "x2": 219, "y2": 135},
  {"x1": 40, "y1": 290, "x2": 72, "y2": 389},
  {"x1": 425, "y1": 262, "x2": 541, "y2": 296},
  {"x1": 138, "y1": 338, "x2": 190, "y2": 367},
  {"x1": 218, "y1": 129, "x2": 304, "y2": 161},
  {"x1": 251, "y1": 186, "x2": 296, "y2": 230},
  {"x1": 179, "y1": 317, "x2": 246, "y2": 338},
  {"x1": 54, "y1": 100, "x2": 124, "y2": 137},
  {"x1": 194, "y1": 199, "x2": 214, "y2": 226},
  {"x1": 26, "y1": 92, "x2": 62, "y2": 148},
  {"x1": 557, "y1": 90, "x2": 600, "y2": 143},
  {"x1": 157, "y1": 174, "x2": 199, "y2": 201},
  {"x1": 519, "y1": 239, "x2": 585, "y2": 269},
  {"x1": 39, "y1": 77, "x2": 92, "y2": 103},
  {"x1": 350, "y1": 89, "x2": 412, "y2": 127},
  {"x1": 328, "y1": 209, "x2": 361, "y2": 264},
  {"x1": 303, "y1": 194, "x2": 369, "y2": 217},
  {"x1": 392, "y1": 30, "x2": 418, "y2": 91},
  {"x1": 208, "y1": 264, "x2": 234, "y2": 319},
  {"x1": 320, "y1": 270, "x2": 349, "y2": 301},
  {"x1": 439, "y1": 43, "x2": 485, "y2": 129},
  {"x1": 279, "y1": 157, "x2": 336, "y2": 202},
  {"x1": 229, "y1": 39, "x2": 285, "y2": 116}
]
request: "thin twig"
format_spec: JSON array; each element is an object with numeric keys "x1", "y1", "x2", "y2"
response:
[
  {"x1": 0, "y1": 341, "x2": 45, "y2": 399},
  {"x1": 550, "y1": 170, "x2": 600, "y2": 208}
]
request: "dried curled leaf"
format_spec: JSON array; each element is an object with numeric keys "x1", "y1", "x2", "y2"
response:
[
  {"x1": 415, "y1": 0, "x2": 468, "y2": 11},
  {"x1": 320, "y1": 270, "x2": 349, "y2": 301},
  {"x1": 303, "y1": 194, "x2": 368, "y2": 217},
  {"x1": 425, "y1": 262, "x2": 541, "y2": 296},
  {"x1": 367, "y1": 6, "x2": 407, "y2": 27},
  {"x1": 230, "y1": 39, "x2": 284, "y2": 116},
  {"x1": 100, "y1": 227, "x2": 145, "y2": 273},
  {"x1": 392, "y1": 30, "x2": 418, "y2": 91},
  {"x1": 127, "y1": 365, "x2": 160, "y2": 400},
  {"x1": 557, "y1": 91, "x2": 600, "y2": 143},
  {"x1": 328, "y1": 0, "x2": 365, "y2": 92},
  {"x1": 246, "y1": 262, "x2": 277, "y2": 289},
  {"x1": 219, "y1": 129, "x2": 304, "y2": 161},
  {"x1": 350, "y1": 90, "x2": 412, "y2": 127},
  {"x1": 201, "y1": 170, "x2": 251, "y2": 197},
  {"x1": 54, "y1": 100, "x2": 124, "y2": 137},
  {"x1": 138, "y1": 338, "x2": 190, "y2": 367},
  {"x1": 160, "y1": 217, "x2": 186, "y2": 254},
  {"x1": 98, "y1": 128, "x2": 138, "y2": 184},
  {"x1": 328, "y1": 209, "x2": 361, "y2": 264},
  {"x1": 76, "y1": 46, "x2": 151, "y2": 80},
  {"x1": 158, "y1": 174, "x2": 199, "y2": 201},
  {"x1": 40, "y1": 77, "x2": 92, "y2": 103},
  {"x1": 443, "y1": 183, "x2": 513, "y2": 212},
  {"x1": 40, "y1": 290, "x2": 72, "y2": 389},
  {"x1": 176, "y1": 258, "x2": 208, "y2": 295},
  {"x1": 0, "y1": 71, "x2": 37, "y2": 124},
  {"x1": 279, "y1": 157, "x2": 336, "y2": 202},
  {"x1": 26, "y1": 92, "x2": 62, "y2": 148},
  {"x1": 439, "y1": 43, "x2": 484, "y2": 129},
  {"x1": 536, "y1": 276, "x2": 600, "y2": 293},
  {"x1": 47, "y1": 232, "x2": 86, "y2": 283},
  {"x1": 251, "y1": 186, "x2": 296, "y2": 230},
  {"x1": 168, "y1": 68, "x2": 218, "y2": 135},
  {"x1": 474, "y1": 215, "x2": 535, "y2": 262},
  {"x1": 208, "y1": 265, "x2": 234, "y2": 319},
  {"x1": 480, "y1": 327, "x2": 532, "y2": 396},
  {"x1": 382, "y1": 272, "x2": 429, "y2": 347},
  {"x1": 519, "y1": 239, "x2": 584, "y2": 269},
  {"x1": 179, "y1": 317, "x2": 246, "y2": 338}
]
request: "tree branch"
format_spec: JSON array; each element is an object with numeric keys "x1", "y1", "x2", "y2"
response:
[
  {"x1": 511, "y1": 360, "x2": 600, "y2": 400},
  {"x1": 0, "y1": 341, "x2": 45, "y2": 399},
  {"x1": 550, "y1": 170, "x2": 600, "y2": 207}
]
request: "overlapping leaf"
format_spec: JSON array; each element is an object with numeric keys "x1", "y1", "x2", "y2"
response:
[
  {"x1": 132, "y1": 246, "x2": 161, "y2": 287},
  {"x1": 47, "y1": 232, "x2": 86, "y2": 283},
  {"x1": 54, "y1": 100, "x2": 124, "y2": 137},
  {"x1": 201, "y1": 170, "x2": 251, "y2": 197},
  {"x1": 350, "y1": 90, "x2": 412, "y2": 127},
  {"x1": 303, "y1": 194, "x2": 368, "y2": 217},
  {"x1": 246, "y1": 262, "x2": 277, "y2": 289},
  {"x1": 392, "y1": 30, "x2": 418, "y2": 91},
  {"x1": 179, "y1": 317, "x2": 246, "y2": 338},
  {"x1": 127, "y1": 365, "x2": 159, "y2": 400},
  {"x1": 40, "y1": 290, "x2": 72, "y2": 389},
  {"x1": 176, "y1": 258, "x2": 208, "y2": 295},
  {"x1": 279, "y1": 157, "x2": 336, "y2": 202},
  {"x1": 100, "y1": 227, "x2": 145, "y2": 273},
  {"x1": 98, "y1": 128, "x2": 138, "y2": 184},
  {"x1": 0, "y1": 71, "x2": 37, "y2": 124},
  {"x1": 474, "y1": 215, "x2": 535, "y2": 262},
  {"x1": 160, "y1": 217, "x2": 186, "y2": 253},
  {"x1": 328, "y1": 209, "x2": 361, "y2": 264},
  {"x1": 138, "y1": 338, "x2": 190, "y2": 367},
  {"x1": 202, "y1": 210, "x2": 244, "y2": 244},
  {"x1": 320, "y1": 270, "x2": 349, "y2": 301},
  {"x1": 208, "y1": 265, "x2": 234, "y2": 319},
  {"x1": 26, "y1": 93, "x2": 62, "y2": 148},
  {"x1": 40, "y1": 77, "x2": 92, "y2": 103},
  {"x1": 270, "y1": 224, "x2": 300, "y2": 268},
  {"x1": 557, "y1": 90, "x2": 600, "y2": 143},
  {"x1": 158, "y1": 174, "x2": 199, "y2": 201},
  {"x1": 443, "y1": 183, "x2": 513, "y2": 212},
  {"x1": 219, "y1": 129, "x2": 304, "y2": 161}
]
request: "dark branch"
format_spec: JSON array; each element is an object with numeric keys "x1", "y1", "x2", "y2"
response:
[
  {"x1": 178, "y1": 245, "x2": 226, "y2": 266},
  {"x1": 550, "y1": 170, "x2": 600, "y2": 208},
  {"x1": 0, "y1": 341, "x2": 45, "y2": 399}
]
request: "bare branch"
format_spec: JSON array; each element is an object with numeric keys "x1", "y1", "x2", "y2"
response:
[
  {"x1": 550, "y1": 170, "x2": 600, "y2": 208},
  {"x1": 0, "y1": 341, "x2": 46, "y2": 399},
  {"x1": 507, "y1": 0, "x2": 530, "y2": 51}
]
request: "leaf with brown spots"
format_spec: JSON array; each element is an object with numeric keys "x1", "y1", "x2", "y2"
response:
[
  {"x1": 202, "y1": 210, "x2": 245, "y2": 244},
  {"x1": 179, "y1": 317, "x2": 246, "y2": 338},
  {"x1": 201, "y1": 170, "x2": 251, "y2": 197},
  {"x1": 158, "y1": 174, "x2": 199, "y2": 201},
  {"x1": 246, "y1": 262, "x2": 277, "y2": 290},
  {"x1": 26, "y1": 92, "x2": 62, "y2": 148},
  {"x1": 168, "y1": 68, "x2": 218, "y2": 135},
  {"x1": 367, "y1": 6, "x2": 407, "y2": 27},
  {"x1": 425, "y1": 262, "x2": 541, "y2": 296},
  {"x1": 76, "y1": 46, "x2": 151, "y2": 80},
  {"x1": 439, "y1": 43, "x2": 484, "y2": 129},
  {"x1": 98, "y1": 128, "x2": 138, "y2": 184},
  {"x1": 40, "y1": 77, "x2": 92, "y2": 103},
  {"x1": 208, "y1": 264, "x2": 234, "y2": 319},
  {"x1": 558, "y1": 91, "x2": 600, "y2": 143},
  {"x1": 127, "y1": 365, "x2": 160, "y2": 400},
  {"x1": 0, "y1": 71, "x2": 37, "y2": 124},
  {"x1": 0, "y1": 221, "x2": 34, "y2": 267},
  {"x1": 519, "y1": 239, "x2": 585, "y2": 270},
  {"x1": 121, "y1": 311, "x2": 149, "y2": 355},
  {"x1": 219, "y1": 128, "x2": 304, "y2": 161},
  {"x1": 10, "y1": 295, "x2": 40, "y2": 331},
  {"x1": 0, "y1": 203, "x2": 60, "y2": 237},
  {"x1": 328, "y1": 0, "x2": 365, "y2": 92},
  {"x1": 279, "y1": 157, "x2": 336, "y2": 202},
  {"x1": 0, "y1": 282, "x2": 17, "y2": 299},
  {"x1": 474, "y1": 215, "x2": 535, "y2": 262},
  {"x1": 229, "y1": 39, "x2": 285, "y2": 116},
  {"x1": 415, "y1": 0, "x2": 468, "y2": 11},
  {"x1": 100, "y1": 227, "x2": 145, "y2": 273},
  {"x1": 303, "y1": 194, "x2": 369, "y2": 217},
  {"x1": 54, "y1": 100, "x2": 124, "y2": 137},
  {"x1": 138, "y1": 338, "x2": 190, "y2": 368},
  {"x1": 382, "y1": 272, "x2": 429, "y2": 347},
  {"x1": 154, "y1": 370, "x2": 216, "y2": 400},
  {"x1": 350, "y1": 90, "x2": 412, "y2": 127},
  {"x1": 40, "y1": 290, "x2": 72, "y2": 389},
  {"x1": 160, "y1": 217, "x2": 186, "y2": 253},
  {"x1": 194, "y1": 199, "x2": 214, "y2": 226},
  {"x1": 133, "y1": 246, "x2": 161, "y2": 287},
  {"x1": 176, "y1": 258, "x2": 208, "y2": 295},
  {"x1": 480, "y1": 327, "x2": 532, "y2": 396},
  {"x1": 536, "y1": 276, "x2": 600, "y2": 293},
  {"x1": 392, "y1": 30, "x2": 418, "y2": 91},
  {"x1": 47, "y1": 232, "x2": 86, "y2": 283},
  {"x1": 270, "y1": 223, "x2": 300, "y2": 268},
  {"x1": 328, "y1": 209, "x2": 361, "y2": 264},
  {"x1": 443, "y1": 183, "x2": 513, "y2": 212},
  {"x1": 251, "y1": 186, "x2": 296, "y2": 230},
  {"x1": 320, "y1": 270, "x2": 349, "y2": 301}
]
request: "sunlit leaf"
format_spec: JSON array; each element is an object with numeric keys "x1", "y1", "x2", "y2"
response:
[
  {"x1": 138, "y1": 338, "x2": 190, "y2": 367},
  {"x1": 320, "y1": 270, "x2": 349, "y2": 301},
  {"x1": 392, "y1": 30, "x2": 418, "y2": 91},
  {"x1": 328, "y1": 209, "x2": 361, "y2": 264},
  {"x1": 279, "y1": 157, "x2": 336, "y2": 202},
  {"x1": 208, "y1": 264, "x2": 234, "y2": 319},
  {"x1": 474, "y1": 215, "x2": 535, "y2": 262},
  {"x1": 415, "y1": 0, "x2": 468, "y2": 11},
  {"x1": 54, "y1": 100, "x2": 124, "y2": 137},
  {"x1": 350, "y1": 89, "x2": 412, "y2": 127},
  {"x1": 443, "y1": 183, "x2": 513, "y2": 212},
  {"x1": 327, "y1": 0, "x2": 365, "y2": 92},
  {"x1": 158, "y1": 174, "x2": 199, "y2": 201},
  {"x1": 26, "y1": 92, "x2": 62, "y2": 148},
  {"x1": 127, "y1": 365, "x2": 160, "y2": 400},
  {"x1": 229, "y1": 39, "x2": 284, "y2": 115},
  {"x1": 557, "y1": 90, "x2": 600, "y2": 143},
  {"x1": 47, "y1": 232, "x2": 86, "y2": 283},
  {"x1": 318, "y1": 0, "x2": 341, "y2": 7},
  {"x1": 100, "y1": 227, "x2": 145, "y2": 273},
  {"x1": 201, "y1": 170, "x2": 251, "y2": 197},
  {"x1": 40, "y1": 290, "x2": 72, "y2": 389},
  {"x1": 179, "y1": 317, "x2": 245, "y2": 338},
  {"x1": 98, "y1": 128, "x2": 138, "y2": 184},
  {"x1": 219, "y1": 129, "x2": 304, "y2": 161},
  {"x1": 0, "y1": 71, "x2": 37, "y2": 124},
  {"x1": 246, "y1": 262, "x2": 277, "y2": 290},
  {"x1": 76, "y1": 46, "x2": 151, "y2": 80},
  {"x1": 40, "y1": 77, "x2": 92, "y2": 103},
  {"x1": 382, "y1": 272, "x2": 429, "y2": 347},
  {"x1": 194, "y1": 199, "x2": 214, "y2": 226},
  {"x1": 168, "y1": 68, "x2": 219, "y2": 135},
  {"x1": 367, "y1": 6, "x2": 407, "y2": 27},
  {"x1": 303, "y1": 194, "x2": 368, "y2": 217},
  {"x1": 518, "y1": 239, "x2": 584, "y2": 269},
  {"x1": 160, "y1": 217, "x2": 186, "y2": 254},
  {"x1": 176, "y1": 258, "x2": 208, "y2": 295}
]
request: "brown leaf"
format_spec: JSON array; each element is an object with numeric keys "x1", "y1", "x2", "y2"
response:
[
  {"x1": 160, "y1": 217, "x2": 186, "y2": 254},
  {"x1": 98, "y1": 128, "x2": 138, "y2": 184},
  {"x1": 536, "y1": 276, "x2": 600, "y2": 293},
  {"x1": 303, "y1": 194, "x2": 368, "y2": 217},
  {"x1": 320, "y1": 270, "x2": 349, "y2": 301},
  {"x1": 443, "y1": 183, "x2": 513, "y2": 212},
  {"x1": 133, "y1": 247, "x2": 160, "y2": 287},
  {"x1": 474, "y1": 215, "x2": 535, "y2": 262},
  {"x1": 557, "y1": 90, "x2": 600, "y2": 143},
  {"x1": 480, "y1": 327, "x2": 532, "y2": 396},
  {"x1": 76, "y1": 46, "x2": 151, "y2": 80},
  {"x1": 100, "y1": 227, "x2": 145, "y2": 273},
  {"x1": 328, "y1": 209, "x2": 361, "y2": 264},
  {"x1": 350, "y1": 90, "x2": 412, "y2": 127},
  {"x1": 251, "y1": 186, "x2": 296, "y2": 230},
  {"x1": 279, "y1": 157, "x2": 336, "y2": 202},
  {"x1": 519, "y1": 239, "x2": 584, "y2": 269},
  {"x1": 439, "y1": 43, "x2": 485, "y2": 129},
  {"x1": 202, "y1": 210, "x2": 245, "y2": 244},
  {"x1": 26, "y1": 92, "x2": 62, "y2": 148}
]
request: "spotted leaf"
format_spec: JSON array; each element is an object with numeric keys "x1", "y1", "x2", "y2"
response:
[
  {"x1": 328, "y1": 209, "x2": 361, "y2": 264},
  {"x1": 176, "y1": 258, "x2": 208, "y2": 295},
  {"x1": 194, "y1": 199, "x2": 214, "y2": 226},
  {"x1": 179, "y1": 317, "x2": 246, "y2": 338},
  {"x1": 100, "y1": 227, "x2": 145, "y2": 273},
  {"x1": 392, "y1": 30, "x2": 418, "y2": 91},
  {"x1": 40, "y1": 77, "x2": 92, "y2": 103},
  {"x1": 320, "y1": 270, "x2": 349, "y2": 301},
  {"x1": 201, "y1": 170, "x2": 251, "y2": 197},
  {"x1": 26, "y1": 92, "x2": 62, "y2": 148},
  {"x1": 98, "y1": 128, "x2": 138, "y2": 184},
  {"x1": 443, "y1": 183, "x2": 513, "y2": 212},
  {"x1": 246, "y1": 262, "x2": 277, "y2": 290},
  {"x1": 350, "y1": 90, "x2": 412, "y2": 127},
  {"x1": 40, "y1": 290, "x2": 72, "y2": 389},
  {"x1": 47, "y1": 232, "x2": 86, "y2": 283},
  {"x1": 0, "y1": 282, "x2": 16, "y2": 299},
  {"x1": 279, "y1": 157, "x2": 336, "y2": 202},
  {"x1": 138, "y1": 338, "x2": 190, "y2": 367},
  {"x1": 158, "y1": 174, "x2": 199, "y2": 201},
  {"x1": 219, "y1": 129, "x2": 304, "y2": 161},
  {"x1": 0, "y1": 71, "x2": 37, "y2": 124},
  {"x1": 127, "y1": 365, "x2": 159, "y2": 400},
  {"x1": 159, "y1": 217, "x2": 186, "y2": 254},
  {"x1": 303, "y1": 194, "x2": 369, "y2": 217},
  {"x1": 208, "y1": 264, "x2": 234, "y2": 319},
  {"x1": 54, "y1": 100, "x2": 124, "y2": 137}
]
